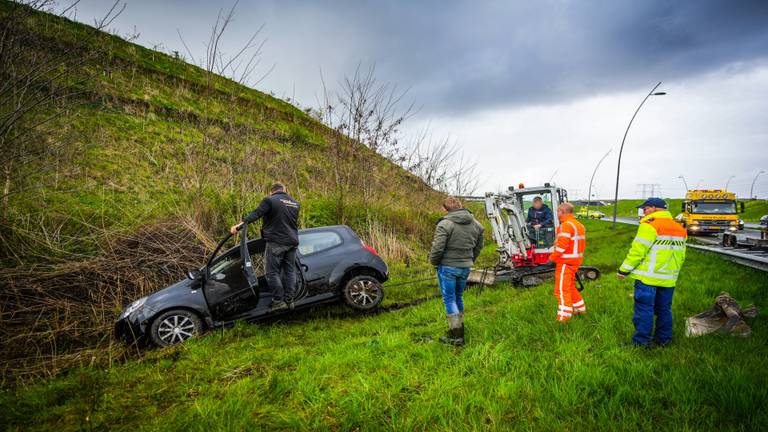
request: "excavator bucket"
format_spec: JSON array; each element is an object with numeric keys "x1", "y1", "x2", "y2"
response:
[{"x1": 468, "y1": 268, "x2": 496, "y2": 285}]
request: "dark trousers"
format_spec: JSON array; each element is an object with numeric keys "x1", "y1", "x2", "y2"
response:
[
  {"x1": 632, "y1": 280, "x2": 674, "y2": 346},
  {"x1": 265, "y1": 242, "x2": 297, "y2": 302}
]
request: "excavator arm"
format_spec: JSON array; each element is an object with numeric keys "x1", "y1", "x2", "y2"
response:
[{"x1": 484, "y1": 193, "x2": 531, "y2": 264}]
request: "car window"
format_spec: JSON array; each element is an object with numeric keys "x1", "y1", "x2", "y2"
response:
[
  {"x1": 209, "y1": 254, "x2": 241, "y2": 278},
  {"x1": 298, "y1": 231, "x2": 343, "y2": 255}
]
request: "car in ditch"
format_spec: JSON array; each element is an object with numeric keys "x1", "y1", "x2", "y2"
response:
[{"x1": 115, "y1": 225, "x2": 388, "y2": 347}]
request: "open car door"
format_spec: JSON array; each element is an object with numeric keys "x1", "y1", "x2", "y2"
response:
[{"x1": 202, "y1": 226, "x2": 263, "y2": 321}]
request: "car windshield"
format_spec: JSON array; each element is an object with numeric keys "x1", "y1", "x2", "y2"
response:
[
  {"x1": 520, "y1": 192, "x2": 553, "y2": 216},
  {"x1": 692, "y1": 201, "x2": 736, "y2": 214}
]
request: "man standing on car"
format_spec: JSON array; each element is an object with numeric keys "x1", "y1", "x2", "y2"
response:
[
  {"x1": 429, "y1": 196, "x2": 484, "y2": 347},
  {"x1": 230, "y1": 182, "x2": 300, "y2": 311}
]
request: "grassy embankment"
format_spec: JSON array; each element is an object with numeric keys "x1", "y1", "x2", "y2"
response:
[
  {"x1": 3, "y1": 220, "x2": 767, "y2": 431},
  {"x1": 1, "y1": 2, "x2": 443, "y2": 379}
]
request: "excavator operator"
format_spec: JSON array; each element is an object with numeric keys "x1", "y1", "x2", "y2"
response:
[{"x1": 527, "y1": 197, "x2": 554, "y2": 229}]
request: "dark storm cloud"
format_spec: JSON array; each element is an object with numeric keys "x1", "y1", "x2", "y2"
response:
[
  {"x1": 306, "y1": 0, "x2": 768, "y2": 113},
  {"x1": 72, "y1": 0, "x2": 768, "y2": 114}
]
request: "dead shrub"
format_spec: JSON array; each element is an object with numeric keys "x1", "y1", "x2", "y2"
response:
[{"x1": 0, "y1": 221, "x2": 210, "y2": 382}]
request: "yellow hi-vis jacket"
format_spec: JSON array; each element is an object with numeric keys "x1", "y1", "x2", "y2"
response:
[{"x1": 618, "y1": 210, "x2": 687, "y2": 287}]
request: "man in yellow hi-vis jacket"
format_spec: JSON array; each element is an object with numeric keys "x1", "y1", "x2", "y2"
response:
[{"x1": 617, "y1": 198, "x2": 687, "y2": 347}]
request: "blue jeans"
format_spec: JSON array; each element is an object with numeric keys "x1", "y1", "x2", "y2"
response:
[
  {"x1": 437, "y1": 266, "x2": 470, "y2": 315},
  {"x1": 632, "y1": 280, "x2": 674, "y2": 346}
]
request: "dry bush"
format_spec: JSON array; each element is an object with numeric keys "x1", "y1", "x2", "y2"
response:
[
  {"x1": 361, "y1": 218, "x2": 416, "y2": 263},
  {"x1": 0, "y1": 221, "x2": 211, "y2": 382}
]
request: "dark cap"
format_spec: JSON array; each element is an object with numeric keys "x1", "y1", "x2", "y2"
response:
[{"x1": 636, "y1": 197, "x2": 667, "y2": 209}]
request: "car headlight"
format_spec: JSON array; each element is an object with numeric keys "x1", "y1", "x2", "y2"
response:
[{"x1": 119, "y1": 296, "x2": 147, "y2": 319}]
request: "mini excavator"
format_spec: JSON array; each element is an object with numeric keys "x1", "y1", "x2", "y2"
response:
[{"x1": 468, "y1": 183, "x2": 601, "y2": 287}]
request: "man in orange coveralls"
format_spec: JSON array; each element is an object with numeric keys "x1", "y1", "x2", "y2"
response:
[{"x1": 548, "y1": 202, "x2": 586, "y2": 322}]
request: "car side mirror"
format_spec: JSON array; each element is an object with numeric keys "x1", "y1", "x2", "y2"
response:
[
  {"x1": 681, "y1": 202, "x2": 685, "y2": 212},
  {"x1": 187, "y1": 269, "x2": 202, "y2": 281}
]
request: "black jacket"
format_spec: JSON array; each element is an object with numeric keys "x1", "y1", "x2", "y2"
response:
[
  {"x1": 526, "y1": 204, "x2": 553, "y2": 227},
  {"x1": 243, "y1": 192, "x2": 300, "y2": 246}
]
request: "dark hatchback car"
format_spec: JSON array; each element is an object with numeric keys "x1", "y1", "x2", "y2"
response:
[{"x1": 115, "y1": 225, "x2": 388, "y2": 347}]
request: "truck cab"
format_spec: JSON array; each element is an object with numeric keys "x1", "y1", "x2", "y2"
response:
[{"x1": 678, "y1": 189, "x2": 744, "y2": 234}]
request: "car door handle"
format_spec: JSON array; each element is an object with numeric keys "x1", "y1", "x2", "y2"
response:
[{"x1": 301, "y1": 264, "x2": 308, "y2": 272}]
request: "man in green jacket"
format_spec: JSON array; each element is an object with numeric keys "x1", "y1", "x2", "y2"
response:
[
  {"x1": 429, "y1": 196, "x2": 485, "y2": 346},
  {"x1": 617, "y1": 198, "x2": 687, "y2": 347}
]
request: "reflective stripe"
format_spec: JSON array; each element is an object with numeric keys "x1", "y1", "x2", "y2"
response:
[
  {"x1": 651, "y1": 244, "x2": 685, "y2": 251},
  {"x1": 566, "y1": 221, "x2": 580, "y2": 256},
  {"x1": 562, "y1": 253, "x2": 583, "y2": 258},
  {"x1": 557, "y1": 263, "x2": 566, "y2": 309},
  {"x1": 573, "y1": 300, "x2": 584, "y2": 307},
  {"x1": 633, "y1": 237, "x2": 653, "y2": 247},
  {"x1": 559, "y1": 305, "x2": 574, "y2": 311},
  {"x1": 619, "y1": 263, "x2": 634, "y2": 271},
  {"x1": 555, "y1": 247, "x2": 566, "y2": 253},
  {"x1": 657, "y1": 235, "x2": 686, "y2": 241},
  {"x1": 558, "y1": 232, "x2": 572, "y2": 238},
  {"x1": 572, "y1": 235, "x2": 585, "y2": 240},
  {"x1": 557, "y1": 311, "x2": 573, "y2": 317},
  {"x1": 631, "y1": 269, "x2": 677, "y2": 280},
  {"x1": 575, "y1": 306, "x2": 587, "y2": 312}
]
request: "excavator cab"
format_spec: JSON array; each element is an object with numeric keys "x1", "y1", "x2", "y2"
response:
[{"x1": 518, "y1": 190, "x2": 556, "y2": 248}]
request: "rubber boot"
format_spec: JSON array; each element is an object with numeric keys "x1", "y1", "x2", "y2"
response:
[
  {"x1": 456, "y1": 312, "x2": 465, "y2": 346},
  {"x1": 440, "y1": 313, "x2": 463, "y2": 346}
]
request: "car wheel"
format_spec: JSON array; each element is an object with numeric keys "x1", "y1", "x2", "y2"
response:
[
  {"x1": 149, "y1": 309, "x2": 202, "y2": 347},
  {"x1": 342, "y1": 275, "x2": 384, "y2": 311}
]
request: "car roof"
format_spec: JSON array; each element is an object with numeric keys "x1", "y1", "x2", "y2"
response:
[{"x1": 298, "y1": 225, "x2": 351, "y2": 234}]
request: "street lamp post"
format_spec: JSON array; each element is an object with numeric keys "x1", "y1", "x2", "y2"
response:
[
  {"x1": 725, "y1": 175, "x2": 735, "y2": 191},
  {"x1": 548, "y1": 169, "x2": 558, "y2": 184},
  {"x1": 612, "y1": 82, "x2": 666, "y2": 229},
  {"x1": 587, "y1": 148, "x2": 612, "y2": 215},
  {"x1": 750, "y1": 170, "x2": 765, "y2": 199},
  {"x1": 678, "y1": 175, "x2": 689, "y2": 191}
]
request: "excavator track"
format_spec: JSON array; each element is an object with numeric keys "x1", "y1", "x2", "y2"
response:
[{"x1": 470, "y1": 265, "x2": 601, "y2": 288}]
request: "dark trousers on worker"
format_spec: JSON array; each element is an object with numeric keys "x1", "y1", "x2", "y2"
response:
[
  {"x1": 265, "y1": 242, "x2": 297, "y2": 303},
  {"x1": 633, "y1": 280, "x2": 674, "y2": 346}
]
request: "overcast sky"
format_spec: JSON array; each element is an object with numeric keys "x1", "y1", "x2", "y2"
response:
[{"x1": 68, "y1": 0, "x2": 768, "y2": 199}]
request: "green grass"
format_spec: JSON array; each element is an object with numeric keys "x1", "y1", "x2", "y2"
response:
[
  {"x1": 3, "y1": 220, "x2": 767, "y2": 431},
  {"x1": 742, "y1": 200, "x2": 768, "y2": 223},
  {"x1": 3, "y1": 3, "x2": 444, "y2": 263}
]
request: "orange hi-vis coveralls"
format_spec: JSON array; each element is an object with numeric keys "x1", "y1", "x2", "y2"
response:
[{"x1": 549, "y1": 214, "x2": 586, "y2": 321}]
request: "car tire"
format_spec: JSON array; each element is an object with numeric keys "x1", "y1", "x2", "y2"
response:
[
  {"x1": 149, "y1": 309, "x2": 202, "y2": 347},
  {"x1": 342, "y1": 275, "x2": 384, "y2": 311}
]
